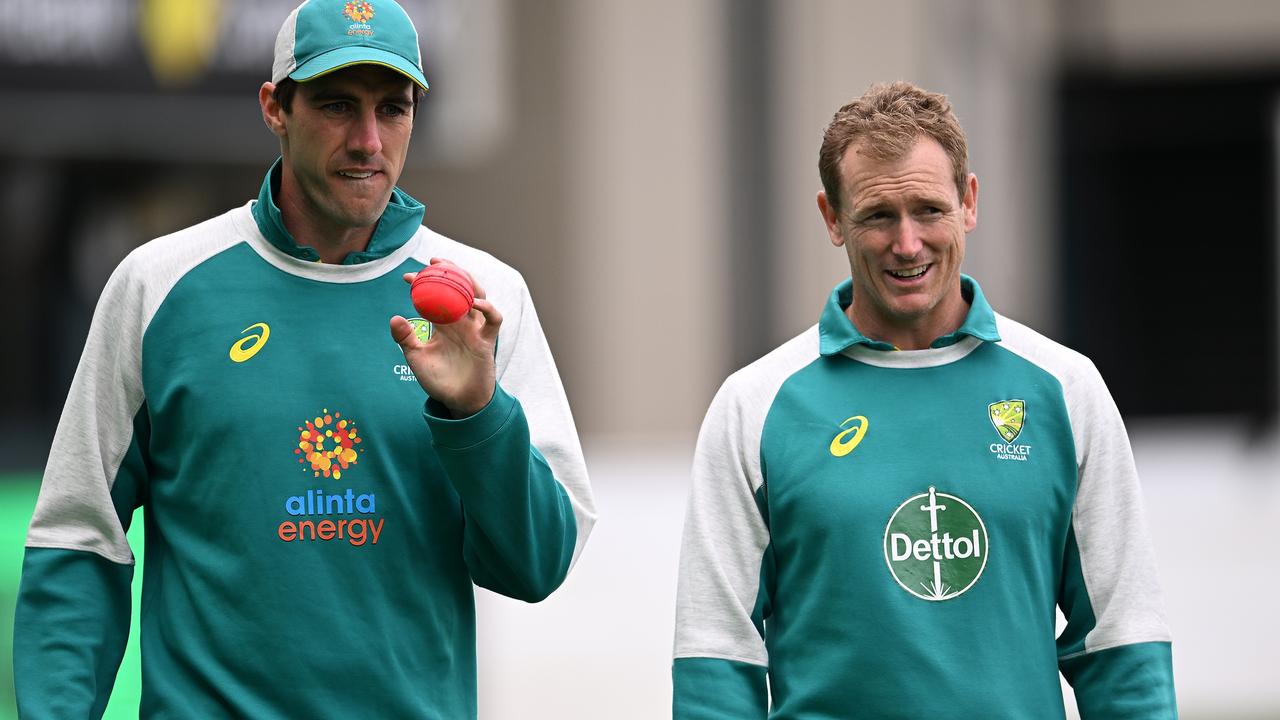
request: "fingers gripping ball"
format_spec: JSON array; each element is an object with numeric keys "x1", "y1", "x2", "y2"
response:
[{"x1": 410, "y1": 265, "x2": 475, "y2": 324}]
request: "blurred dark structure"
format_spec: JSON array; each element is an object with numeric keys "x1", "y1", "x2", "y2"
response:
[
  {"x1": 726, "y1": 0, "x2": 777, "y2": 372},
  {"x1": 6, "y1": 0, "x2": 1280, "y2": 471},
  {"x1": 1057, "y1": 68, "x2": 1280, "y2": 428},
  {"x1": 0, "y1": 0, "x2": 546, "y2": 471},
  {"x1": 0, "y1": 1, "x2": 308, "y2": 468}
]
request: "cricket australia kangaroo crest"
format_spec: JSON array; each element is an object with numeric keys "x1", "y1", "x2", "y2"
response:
[
  {"x1": 988, "y1": 399, "x2": 1032, "y2": 461},
  {"x1": 884, "y1": 486, "x2": 989, "y2": 601}
]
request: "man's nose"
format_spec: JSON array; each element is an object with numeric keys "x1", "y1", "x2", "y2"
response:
[
  {"x1": 890, "y1": 217, "x2": 924, "y2": 257},
  {"x1": 347, "y1": 109, "x2": 383, "y2": 157}
]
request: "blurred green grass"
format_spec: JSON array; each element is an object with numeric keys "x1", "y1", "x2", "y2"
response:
[{"x1": 1, "y1": 476, "x2": 143, "y2": 719}]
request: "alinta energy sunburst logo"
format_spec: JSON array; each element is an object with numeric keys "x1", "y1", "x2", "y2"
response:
[
  {"x1": 294, "y1": 408, "x2": 363, "y2": 480},
  {"x1": 343, "y1": 1, "x2": 374, "y2": 23},
  {"x1": 279, "y1": 408, "x2": 384, "y2": 547}
]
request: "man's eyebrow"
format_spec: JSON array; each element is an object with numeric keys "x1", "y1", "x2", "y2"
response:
[
  {"x1": 849, "y1": 198, "x2": 891, "y2": 214},
  {"x1": 856, "y1": 191, "x2": 951, "y2": 208},
  {"x1": 304, "y1": 88, "x2": 357, "y2": 103},
  {"x1": 302, "y1": 86, "x2": 412, "y2": 104}
]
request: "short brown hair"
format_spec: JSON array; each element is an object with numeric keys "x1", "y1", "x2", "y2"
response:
[
  {"x1": 271, "y1": 76, "x2": 425, "y2": 114},
  {"x1": 818, "y1": 81, "x2": 968, "y2": 212}
]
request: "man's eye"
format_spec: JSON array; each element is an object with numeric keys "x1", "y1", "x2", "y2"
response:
[
  {"x1": 322, "y1": 102, "x2": 350, "y2": 113},
  {"x1": 380, "y1": 104, "x2": 409, "y2": 117}
]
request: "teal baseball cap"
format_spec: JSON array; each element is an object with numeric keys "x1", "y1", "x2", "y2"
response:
[{"x1": 272, "y1": 0, "x2": 429, "y2": 90}]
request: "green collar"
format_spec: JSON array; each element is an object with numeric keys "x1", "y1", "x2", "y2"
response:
[
  {"x1": 250, "y1": 158, "x2": 426, "y2": 265},
  {"x1": 818, "y1": 274, "x2": 1000, "y2": 355}
]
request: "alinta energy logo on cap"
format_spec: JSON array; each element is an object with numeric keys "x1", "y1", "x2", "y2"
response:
[
  {"x1": 883, "y1": 486, "x2": 989, "y2": 601},
  {"x1": 343, "y1": 2, "x2": 375, "y2": 24},
  {"x1": 273, "y1": 0, "x2": 429, "y2": 90}
]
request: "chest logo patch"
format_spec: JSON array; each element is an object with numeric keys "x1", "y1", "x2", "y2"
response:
[
  {"x1": 988, "y1": 400, "x2": 1024, "y2": 442},
  {"x1": 392, "y1": 319, "x2": 434, "y2": 382},
  {"x1": 829, "y1": 415, "x2": 869, "y2": 457},
  {"x1": 295, "y1": 409, "x2": 363, "y2": 480},
  {"x1": 280, "y1": 407, "x2": 384, "y2": 548},
  {"x1": 407, "y1": 317, "x2": 434, "y2": 343},
  {"x1": 229, "y1": 322, "x2": 270, "y2": 363},
  {"x1": 884, "y1": 487, "x2": 989, "y2": 601},
  {"x1": 988, "y1": 399, "x2": 1032, "y2": 461}
]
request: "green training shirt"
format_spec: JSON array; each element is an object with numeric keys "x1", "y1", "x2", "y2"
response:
[
  {"x1": 16, "y1": 162, "x2": 596, "y2": 718},
  {"x1": 672, "y1": 276, "x2": 1175, "y2": 719}
]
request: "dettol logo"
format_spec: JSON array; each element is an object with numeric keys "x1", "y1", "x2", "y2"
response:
[{"x1": 883, "y1": 487, "x2": 989, "y2": 601}]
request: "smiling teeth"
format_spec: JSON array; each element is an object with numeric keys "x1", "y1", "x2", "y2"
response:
[
  {"x1": 890, "y1": 265, "x2": 928, "y2": 279},
  {"x1": 340, "y1": 171, "x2": 373, "y2": 178}
]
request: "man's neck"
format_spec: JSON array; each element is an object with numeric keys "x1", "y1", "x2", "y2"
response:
[
  {"x1": 847, "y1": 291, "x2": 969, "y2": 351},
  {"x1": 281, "y1": 207, "x2": 374, "y2": 264},
  {"x1": 275, "y1": 175, "x2": 376, "y2": 265}
]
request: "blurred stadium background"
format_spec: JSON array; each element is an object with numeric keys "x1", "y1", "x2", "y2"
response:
[{"x1": 2, "y1": 0, "x2": 1278, "y2": 717}]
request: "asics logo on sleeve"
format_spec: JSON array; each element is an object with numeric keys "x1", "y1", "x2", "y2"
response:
[
  {"x1": 229, "y1": 322, "x2": 270, "y2": 363},
  {"x1": 829, "y1": 415, "x2": 869, "y2": 457}
]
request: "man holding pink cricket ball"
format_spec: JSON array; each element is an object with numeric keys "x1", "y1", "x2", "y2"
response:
[{"x1": 15, "y1": 1, "x2": 596, "y2": 717}]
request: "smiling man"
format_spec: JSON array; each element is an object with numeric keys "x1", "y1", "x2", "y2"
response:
[
  {"x1": 14, "y1": 1, "x2": 595, "y2": 717},
  {"x1": 672, "y1": 82, "x2": 1176, "y2": 718}
]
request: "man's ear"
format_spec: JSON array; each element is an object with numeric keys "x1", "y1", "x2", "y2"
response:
[
  {"x1": 817, "y1": 190, "x2": 845, "y2": 248},
  {"x1": 962, "y1": 173, "x2": 978, "y2": 232},
  {"x1": 260, "y1": 82, "x2": 287, "y2": 139}
]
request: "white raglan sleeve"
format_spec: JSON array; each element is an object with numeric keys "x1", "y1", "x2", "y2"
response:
[
  {"x1": 672, "y1": 373, "x2": 772, "y2": 719},
  {"x1": 1056, "y1": 359, "x2": 1177, "y2": 718}
]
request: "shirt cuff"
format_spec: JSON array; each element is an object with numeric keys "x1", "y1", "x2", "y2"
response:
[{"x1": 422, "y1": 384, "x2": 516, "y2": 451}]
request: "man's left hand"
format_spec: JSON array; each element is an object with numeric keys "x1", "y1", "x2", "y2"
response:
[{"x1": 390, "y1": 258, "x2": 500, "y2": 417}]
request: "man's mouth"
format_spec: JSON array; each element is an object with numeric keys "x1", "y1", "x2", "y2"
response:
[
  {"x1": 338, "y1": 170, "x2": 377, "y2": 179},
  {"x1": 887, "y1": 264, "x2": 929, "y2": 280}
]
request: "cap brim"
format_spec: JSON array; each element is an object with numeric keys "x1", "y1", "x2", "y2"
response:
[{"x1": 291, "y1": 46, "x2": 428, "y2": 91}]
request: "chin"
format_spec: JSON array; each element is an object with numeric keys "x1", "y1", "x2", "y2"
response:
[
  {"x1": 887, "y1": 296, "x2": 943, "y2": 320},
  {"x1": 345, "y1": 213, "x2": 384, "y2": 229},
  {"x1": 336, "y1": 203, "x2": 386, "y2": 228}
]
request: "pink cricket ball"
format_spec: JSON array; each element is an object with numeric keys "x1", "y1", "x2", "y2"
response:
[{"x1": 410, "y1": 265, "x2": 475, "y2": 325}]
